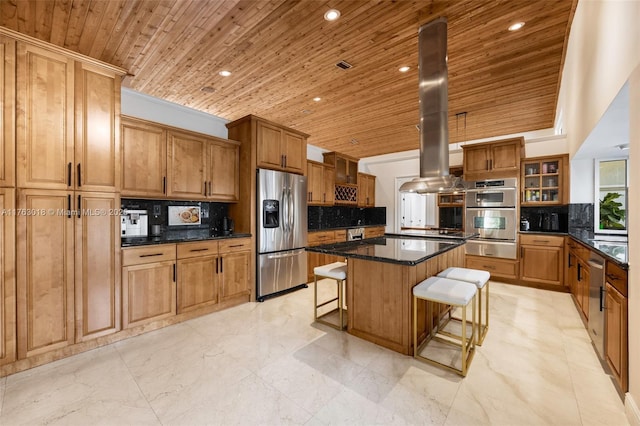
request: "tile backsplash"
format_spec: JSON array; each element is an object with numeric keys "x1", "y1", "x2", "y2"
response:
[
  {"x1": 122, "y1": 199, "x2": 229, "y2": 234},
  {"x1": 568, "y1": 203, "x2": 594, "y2": 239},
  {"x1": 308, "y1": 206, "x2": 386, "y2": 230}
]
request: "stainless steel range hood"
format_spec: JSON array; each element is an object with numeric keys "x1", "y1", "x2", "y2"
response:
[{"x1": 399, "y1": 17, "x2": 462, "y2": 194}]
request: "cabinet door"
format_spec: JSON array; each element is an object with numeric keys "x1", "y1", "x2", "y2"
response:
[
  {"x1": 167, "y1": 131, "x2": 207, "y2": 199},
  {"x1": 520, "y1": 245, "x2": 563, "y2": 285},
  {"x1": 282, "y1": 131, "x2": 305, "y2": 174},
  {"x1": 605, "y1": 282, "x2": 628, "y2": 391},
  {"x1": 177, "y1": 256, "x2": 218, "y2": 313},
  {"x1": 220, "y1": 251, "x2": 251, "y2": 301},
  {"x1": 121, "y1": 118, "x2": 167, "y2": 197},
  {"x1": 323, "y1": 165, "x2": 335, "y2": 205},
  {"x1": 490, "y1": 141, "x2": 520, "y2": 173},
  {"x1": 208, "y1": 140, "x2": 239, "y2": 201},
  {"x1": 74, "y1": 62, "x2": 120, "y2": 192},
  {"x1": 578, "y1": 261, "x2": 590, "y2": 320},
  {"x1": 0, "y1": 189, "x2": 16, "y2": 365},
  {"x1": 16, "y1": 43, "x2": 74, "y2": 189},
  {"x1": 75, "y1": 192, "x2": 121, "y2": 342},
  {"x1": 463, "y1": 147, "x2": 490, "y2": 175},
  {"x1": 307, "y1": 162, "x2": 324, "y2": 205},
  {"x1": 256, "y1": 121, "x2": 283, "y2": 170},
  {"x1": 365, "y1": 175, "x2": 375, "y2": 207},
  {"x1": 122, "y1": 260, "x2": 176, "y2": 329},
  {"x1": 17, "y1": 189, "x2": 75, "y2": 358},
  {"x1": 0, "y1": 36, "x2": 15, "y2": 188}
]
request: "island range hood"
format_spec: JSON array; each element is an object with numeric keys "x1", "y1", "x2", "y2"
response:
[{"x1": 399, "y1": 17, "x2": 463, "y2": 194}]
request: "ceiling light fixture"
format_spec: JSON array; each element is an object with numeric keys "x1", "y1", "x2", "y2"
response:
[
  {"x1": 324, "y1": 9, "x2": 341, "y2": 21},
  {"x1": 200, "y1": 86, "x2": 215, "y2": 93},
  {"x1": 313, "y1": 97, "x2": 321, "y2": 102},
  {"x1": 219, "y1": 70, "x2": 231, "y2": 77},
  {"x1": 508, "y1": 22, "x2": 525, "y2": 31},
  {"x1": 617, "y1": 143, "x2": 630, "y2": 150},
  {"x1": 399, "y1": 66, "x2": 410, "y2": 72}
]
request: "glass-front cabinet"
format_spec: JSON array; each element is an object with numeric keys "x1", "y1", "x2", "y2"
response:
[{"x1": 521, "y1": 155, "x2": 569, "y2": 205}]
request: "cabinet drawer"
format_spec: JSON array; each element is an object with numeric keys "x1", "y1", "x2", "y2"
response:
[
  {"x1": 465, "y1": 255, "x2": 518, "y2": 279},
  {"x1": 219, "y1": 237, "x2": 252, "y2": 253},
  {"x1": 308, "y1": 231, "x2": 335, "y2": 246},
  {"x1": 177, "y1": 240, "x2": 219, "y2": 259},
  {"x1": 123, "y1": 244, "x2": 176, "y2": 266},
  {"x1": 520, "y1": 234, "x2": 564, "y2": 247},
  {"x1": 334, "y1": 230, "x2": 347, "y2": 242},
  {"x1": 606, "y1": 261, "x2": 628, "y2": 297}
]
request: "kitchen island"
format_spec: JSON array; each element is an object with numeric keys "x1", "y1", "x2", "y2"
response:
[{"x1": 306, "y1": 233, "x2": 476, "y2": 355}]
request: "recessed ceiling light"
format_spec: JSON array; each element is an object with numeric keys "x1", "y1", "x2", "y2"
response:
[
  {"x1": 350, "y1": 139, "x2": 359, "y2": 145},
  {"x1": 508, "y1": 22, "x2": 525, "y2": 31},
  {"x1": 313, "y1": 97, "x2": 321, "y2": 102},
  {"x1": 301, "y1": 109, "x2": 312, "y2": 114},
  {"x1": 219, "y1": 70, "x2": 232, "y2": 77},
  {"x1": 399, "y1": 66, "x2": 410, "y2": 73},
  {"x1": 324, "y1": 9, "x2": 340, "y2": 21}
]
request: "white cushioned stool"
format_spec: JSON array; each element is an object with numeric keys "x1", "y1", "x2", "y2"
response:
[
  {"x1": 413, "y1": 276, "x2": 477, "y2": 376},
  {"x1": 437, "y1": 267, "x2": 490, "y2": 345},
  {"x1": 314, "y1": 262, "x2": 348, "y2": 330}
]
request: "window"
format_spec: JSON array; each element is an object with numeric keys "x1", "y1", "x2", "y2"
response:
[{"x1": 595, "y1": 158, "x2": 628, "y2": 233}]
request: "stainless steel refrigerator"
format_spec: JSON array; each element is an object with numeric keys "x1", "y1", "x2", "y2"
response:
[{"x1": 256, "y1": 168, "x2": 308, "y2": 301}]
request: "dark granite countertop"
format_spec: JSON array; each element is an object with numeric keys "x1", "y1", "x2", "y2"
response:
[
  {"x1": 386, "y1": 229, "x2": 479, "y2": 240},
  {"x1": 121, "y1": 232, "x2": 251, "y2": 247},
  {"x1": 567, "y1": 231, "x2": 628, "y2": 268},
  {"x1": 306, "y1": 235, "x2": 466, "y2": 266},
  {"x1": 308, "y1": 224, "x2": 386, "y2": 232}
]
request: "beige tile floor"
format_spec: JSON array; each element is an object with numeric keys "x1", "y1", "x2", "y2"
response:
[{"x1": 0, "y1": 281, "x2": 629, "y2": 425}]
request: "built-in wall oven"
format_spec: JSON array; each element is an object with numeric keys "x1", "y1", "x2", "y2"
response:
[{"x1": 465, "y1": 178, "x2": 518, "y2": 259}]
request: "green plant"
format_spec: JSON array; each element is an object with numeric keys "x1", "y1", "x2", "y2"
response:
[{"x1": 599, "y1": 192, "x2": 626, "y2": 229}]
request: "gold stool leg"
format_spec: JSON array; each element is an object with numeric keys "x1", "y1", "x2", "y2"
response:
[
  {"x1": 338, "y1": 279, "x2": 344, "y2": 330},
  {"x1": 413, "y1": 295, "x2": 418, "y2": 357},
  {"x1": 314, "y1": 275, "x2": 319, "y2": 321}
]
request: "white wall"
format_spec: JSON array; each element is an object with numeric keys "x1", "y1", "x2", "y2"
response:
[
  {"x1": 121, "y1": 87, "x2": 229, "y2": 138},
  {"x1": 569, "y1": 158, "x2": 594, "y2": 204},
  {"x1": 556, "y1": 1, "x2": 640, "y2": 421}
]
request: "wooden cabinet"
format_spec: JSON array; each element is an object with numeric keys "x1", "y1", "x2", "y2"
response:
[
  {"x1": 465, "y1": 255, "x2": 518, "y2": 280},
  {"x1": 567, "y1": 238, "x2": 590, "y2": 321},
  {"x1": 122, "y1": 244, "x2": 177, "y2": 329},
  {"x1": 218, "y1": 238, "x2": 251, "y2": 301},
  {"x1": 74, "y1": 192, "x2": 121, "y2": 342},
  {"x1": 16, "y1": 189, "x2": 75, "y2": 358},
  {"x1": 365, "y1": 226, "x2": 385, "y2": 238},
  {"x1": 437, "y1": 192, "x2": 464, "y2": 206},
  {"x1": 322, "y1": 152, "x2": 359, "y2": 205},
  {"x1": 358, "y1": 173, "x2": 375, "y2": 207},
  {"x1": 307, "y1": 230, "x2": 347, "y2": 282},
  {"x1": 207, "y1": 139, "x2": 240, "y2": 201},
  {"x1": 16, "y1": 43, "x2": 122, "y2": 192},
  {"x1": 176, "y1": 241, "x2": 219, "y2": 314},
  {"x1": 256, "y1": 120, "x2": 306, "y2": 174},
  {"x1": 307, "y1": 160, "x2": 334, "y2": 206},
  {"x1": 521, "y1": 155, "x2": 569, "y2": 205},
  {"x1": 121, "y1": 117, "x2": 168, "y2": 197},
  {"x1": 0, "y1": 35, "x2": 15, "y2": 188},
  {"x1": 122, "y1": 116, "x2": 240, "y2": 201},
  {"x1": 463, "y1": 137, "x2": 523, "y2": 181},
  {"x1": 519, "y1": 234, "x2": 564, "y2": 286},
  {"x1": 167, "y1": 130, "x2": 208, "y2": 199},
  {"x1": 605, "y1": 261, "x2": 628, "y2": 392},
  {"x1": 0, "y1": 189, "x2": 16, "y2": 365}
]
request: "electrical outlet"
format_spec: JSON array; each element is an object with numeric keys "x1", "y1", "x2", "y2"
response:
[{"x1": 153, "y1": 205, "x2": 161, "y2": 216}]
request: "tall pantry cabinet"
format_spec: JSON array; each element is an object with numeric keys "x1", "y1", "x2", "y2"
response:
[{"x1": 2, "y1": 27, "x2": 126, "y2": 361}]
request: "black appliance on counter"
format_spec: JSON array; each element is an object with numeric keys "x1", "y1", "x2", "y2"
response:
[
  {"x1": 439, "y1": 206, "x2": 463, "y2": 230},
  {"x1": 520, "y1": 206, "x2": 568, "y2": 233}
]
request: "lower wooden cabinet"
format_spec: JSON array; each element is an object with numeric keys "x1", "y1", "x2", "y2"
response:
[
  {"x1": 0, "y1": 189, "x2": 16, "y2": 366},
  {"x1": 465, "y1": 255, "x2": 518, "y2": 280},
  {"x1": 605, "y1": 261, "x2": 628, "y2": 392},
  {"x1": 122, "y1": 244, "x2": 177, "y2": 329},
  {"x1": 177, "y1": 255, "x2": 218, "y2": 314},
  {"x1": 365, "y1": 226, "x2": 385, "y2": 238},
  {"x1": 219, "y1": 251, "x2": 251, "y2": 301},
  {"x1": 519, "y1": 234, "x2": 564, "y2": 286}
]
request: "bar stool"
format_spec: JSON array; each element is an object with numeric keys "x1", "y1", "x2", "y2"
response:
[
  {"x1": 413, "y1": 276, "x2": 477, "y2": 376},
  {"x1": 437, "y1": 267, "x2": 490, "y2": 345},
  {"x1": 313, "y1": 262, "x2": 347, "y2": 330}
]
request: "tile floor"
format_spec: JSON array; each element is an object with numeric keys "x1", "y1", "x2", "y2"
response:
[{"x1": 0, "y1": 281, "x2": 630, "y2": 425}]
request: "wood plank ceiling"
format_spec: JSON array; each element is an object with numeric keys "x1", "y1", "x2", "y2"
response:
[{"x1": 0, "y1": 0, "x2": 576, "y2": 159}]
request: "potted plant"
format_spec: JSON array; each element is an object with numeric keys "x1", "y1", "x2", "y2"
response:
[{"x1": 599, "y1": 192, "x2": 626, "y2": 229}]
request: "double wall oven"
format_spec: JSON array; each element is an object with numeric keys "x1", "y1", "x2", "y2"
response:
[{"x1": 465, "y1": 178, "x2": 518, "y2": 259}]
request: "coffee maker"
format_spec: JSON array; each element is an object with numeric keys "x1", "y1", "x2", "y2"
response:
[
  {"x1": 121, "y1": 209, "x2": 149, "y2": 237},
  {"x1": 222, "y1": 216, "x2": 234, "y2": 236}
]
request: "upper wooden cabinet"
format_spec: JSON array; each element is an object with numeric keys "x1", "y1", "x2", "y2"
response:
[
  {"x1": 307, "y1": 160, "x2": 334, "y2": 206},
  {"x1": 358, "y1": 173, "x2": 375, "y2": 207},
  {"x1": 16, "y1": 42, "x2": 122, "y2": 192},
  {"x1": 256, "y1": 120, "x2": 306, "y2": 174},
  {"x1": 323, "y1": 152, "x2": 359, "y2": 185},
  {"x1": 463, "y1": 137, "x2": 524, "y2": 181},
  {"x1": 121, "y1": 117, "x2": 168, "y2": 197},
  {"x1": 121, "y1": 116, "x2": 239, "y2": 201},
  {"x1": 521, "y1": 154, "x2": 569, "y2": 205},
  {"x1": 0, "y1": 189, "x2": 16, "y2": 366},
  {"x1": 0, "y1": 35, "x2": 15, "y2": 188}
]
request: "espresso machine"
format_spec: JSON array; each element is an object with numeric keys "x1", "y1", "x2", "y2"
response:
[{"x1": 121, "y1": 209, "x2": 149, "y2": 237}]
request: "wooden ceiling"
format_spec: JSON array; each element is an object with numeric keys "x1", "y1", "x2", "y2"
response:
[{"x1": 0, "y1": 0, "x2": 576, "y2": 158}]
